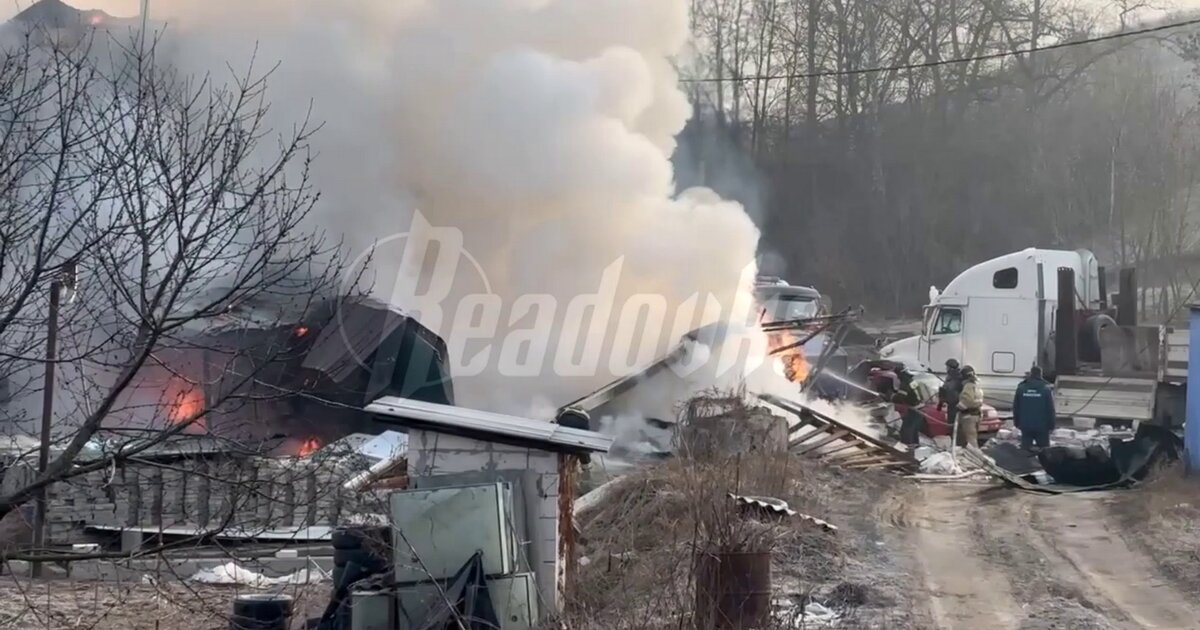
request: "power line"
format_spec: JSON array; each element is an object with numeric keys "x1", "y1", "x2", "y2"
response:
[{"x1": 680, "y1": 15, "x2": 1200, "y2": 83}]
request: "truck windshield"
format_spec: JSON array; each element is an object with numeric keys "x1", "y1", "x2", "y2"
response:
[{"x1": 763, "y1": 296, "x2": 819, "y2": 322}]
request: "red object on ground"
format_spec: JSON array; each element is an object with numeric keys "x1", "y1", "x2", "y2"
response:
[{"x1": 919, "y1": 402, "x2": 1003, "y2": 442}]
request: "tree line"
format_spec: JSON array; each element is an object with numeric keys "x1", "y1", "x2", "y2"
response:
[{"x1": 678, "y1": 0, "x2": 1200, "y2": 320}]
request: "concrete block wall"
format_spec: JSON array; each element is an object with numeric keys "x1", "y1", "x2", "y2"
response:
[
  {"x1": 406, "y1": 429, "x2": 563, "y2": 614},
  {"x1": 1, "y1": 453, "x2": 388, "y2": 544}
]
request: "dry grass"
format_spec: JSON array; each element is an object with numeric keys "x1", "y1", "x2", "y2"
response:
[
  {"x1": 564, "y1": 394, "x2": 912, "y2": 629},
  {"x1": 1113, "y1": 463, "x2": 1200, "y2": 595}
]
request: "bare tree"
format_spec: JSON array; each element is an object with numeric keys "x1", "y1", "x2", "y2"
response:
[
  {"x1": 682, "y1": 0, "x2": 1200, "y2": 317},
  {"x1": 0, "y1": 28, "x2": 353, "y2": 537}
]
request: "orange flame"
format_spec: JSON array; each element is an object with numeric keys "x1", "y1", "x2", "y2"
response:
[
  {"x1": 167, "y1": 386, "x2": 207, "y2": 432},
  {"x1": 298, "y1": 437, "x2": 321, "y2": 457},
  {"x1": 767, "y1": 330, "x2": 811, "y2": 383}
]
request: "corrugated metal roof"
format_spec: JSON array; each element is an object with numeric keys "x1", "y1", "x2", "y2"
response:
[
  {"x1": 365, "y1": 397, "x2": 612, "y2": 454},
  {"x1": 85, "y1": 523, "x2": 335, "y2": 541}
]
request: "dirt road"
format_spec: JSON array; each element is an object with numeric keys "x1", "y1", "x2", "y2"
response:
[{"x1": 903, "y1": 482, "x2": 1200, "y2": 630}]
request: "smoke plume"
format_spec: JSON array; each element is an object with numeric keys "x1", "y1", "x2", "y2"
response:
[{"x1": 158, "y1": 0, "x2": 762, "y2": 413}]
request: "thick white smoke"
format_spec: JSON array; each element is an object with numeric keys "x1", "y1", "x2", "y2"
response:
[{"x1": 158, "y1": 0, "x2": 761, "y2": 413}]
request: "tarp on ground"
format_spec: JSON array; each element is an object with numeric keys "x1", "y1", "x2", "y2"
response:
[{"x1": 965, "y1": 423, "x2": 1182, "y2": 494}]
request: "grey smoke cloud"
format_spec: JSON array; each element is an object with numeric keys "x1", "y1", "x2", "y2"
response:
[{"x1": 155, "y1": 0, "x2": 762, "y2": 413}]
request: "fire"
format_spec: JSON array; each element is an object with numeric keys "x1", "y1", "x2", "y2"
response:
[
  {"x1": 298, "y1": 437, "x2": 321, "y2": 457},
  {"x1": 167, "y1": 386, "x2": 207, "y2": 432},
  {"x1": 767, "y1": 330, "x2": 811, "y2": 384}
]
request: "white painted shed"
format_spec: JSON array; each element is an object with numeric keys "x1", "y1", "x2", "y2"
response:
[{"x1": 365, "y1": 397, "x2": 612, "y2": 616}]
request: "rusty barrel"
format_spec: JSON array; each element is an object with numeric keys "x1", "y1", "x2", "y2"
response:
[{"x1": 694, "y1": 550, "x2": 772, "y2": 629}]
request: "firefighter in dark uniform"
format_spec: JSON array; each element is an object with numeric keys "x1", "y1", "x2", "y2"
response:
[
  {"x1": 1013, "y1": 365, "x2": 1055, "y2": 452},
  {"x1": 938, "y1": 358, "x2": 964, "y2": 430}
]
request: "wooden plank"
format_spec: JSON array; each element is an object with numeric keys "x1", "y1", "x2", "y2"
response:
[
  {"x1": 793, "y1": 429, "x2": 851, "y2": 455},
  {"x1": 787, "y1": 415, "x2": 819, "y2": 435},
  {"x1": 821, "y1": 442, "x2": 878, "y2": 462},
  {"x1": 839, "y1": 454, "x2": 893, "y2": 468},
  {"x1": 760, "y1": 394, "x2": 912, "y2": 460},
  {"x1": 831, "y1": 452, "x2": 891, "y2": 467},
  {"x1": 789, "y1": 427, "x2": 835, "y2": 448},
  {"x1": 816, "y1": 440, "x2": 862, "y2": 459},
  {"x1": 847, "y1": 460, "x2": 912, "y2": 471}
]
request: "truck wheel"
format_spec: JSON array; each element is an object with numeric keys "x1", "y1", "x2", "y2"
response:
[{"x1": 1080, "y1": 313, "x2": 1116, "y2": 363}]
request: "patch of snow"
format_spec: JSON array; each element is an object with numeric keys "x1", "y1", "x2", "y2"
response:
[
  {"x1": 919, "y1": 451, "x2": 965, "y2": 475},
  {"x1": 188, "y1": 562, "x2": 327, "y2": 587},
  {"x1": 918, "y1": 447, "x2": 995, "y2": 475},
  {"x1": 358, "y1": 431, "x2": 408, "y2": 460},
  {"x1": 775, "y1": 599, "x2": 841, "y2": 627},
  {"x1": 1052, "y1": 428, "x2": 1077, "y2": 441}
]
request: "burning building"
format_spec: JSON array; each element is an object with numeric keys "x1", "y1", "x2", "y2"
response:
[{"x1": 125, "y1": 295, "x2": 453, "y2": 455}]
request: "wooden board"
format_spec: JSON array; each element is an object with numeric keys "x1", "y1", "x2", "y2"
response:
[{"x1": 759, "y1": 394, "x2": 916, "y2": 472}]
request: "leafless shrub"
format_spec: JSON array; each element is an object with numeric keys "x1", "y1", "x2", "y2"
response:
[
  {"x1": 0, "y1": 21, "x2": 393, "y2": 628},
  {"x1": 565, "y1": 392, "x2": 860, "y2": 629}
]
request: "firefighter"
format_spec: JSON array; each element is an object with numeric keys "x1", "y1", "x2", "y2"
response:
[
  {"x1": 1013, "y1": 365, "x2": 1055, "y2": 452},
  {"x1": 956, "y1": 365, "x2": 984, "y2": 448},
  {"x1": 937, "y1": 358, "x2": 963, "y2": 430},
  {"x1": 894, "y1": 367, "x2": 923, "y2": 446}
]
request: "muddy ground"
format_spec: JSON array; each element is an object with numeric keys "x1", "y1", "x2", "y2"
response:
[
  {"x1": 572, "y1": 454, "x2": 1200, "y2": 630},
  {"x1": 880, "y1": 470, "x2": 1200, "y2": 630}
]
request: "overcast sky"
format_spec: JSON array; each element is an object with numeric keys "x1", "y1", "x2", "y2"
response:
[{"x1": 1, "y1": 0, "x2": 1197, "y2": 32}]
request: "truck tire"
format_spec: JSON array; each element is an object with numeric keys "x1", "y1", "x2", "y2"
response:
[
  {"x1": 229, "y1": 594, "x2": 292, "y2": 630},
  {"x1": 1080, "y1": 313, "x2": 1116, "y2": 363}
]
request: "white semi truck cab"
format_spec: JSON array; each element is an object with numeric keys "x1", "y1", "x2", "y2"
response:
[
  {"x1": 878, "y1": 247, "x2": 1192, "y2": 428},
  {"x1": 882, "y1": 248, "x2": 1102, "y2": 407}
]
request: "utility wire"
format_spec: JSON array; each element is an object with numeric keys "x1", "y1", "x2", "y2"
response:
[{"x1": 679, "y1": 15, "x2": 1200, "y2": 83}]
